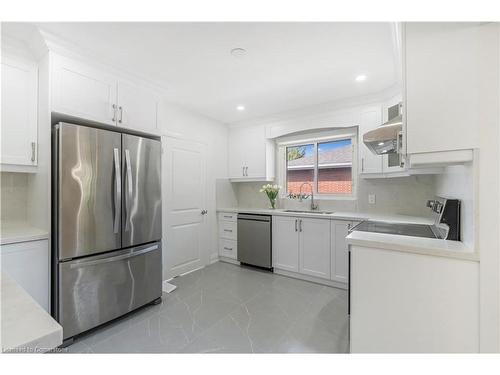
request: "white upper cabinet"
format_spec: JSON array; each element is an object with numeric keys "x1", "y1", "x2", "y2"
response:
[
  {"x1": 299, "y1": 218, "x2": 331, "y2": 279},
  {"x1": 51, "y1": 54, "x2": 118, "y2": 125},
  {"x1": 51, "y1": 53, "x2": 159, "y2": 132},
  {"x1": 228, "y1": 124, "x2": 275, "y2": 181},
  {"x1": 358, "y1": 107, "x2": 383, "y2": 175},
  {"x1": 116, "y1": 80, "x2": 159, "y2": 132},
  {"x1": 404, "y1": 23, "x2": 486, "y2": 163},
  {"x1": 1, "y1": 53, "x2": 38, "y2": 167}
]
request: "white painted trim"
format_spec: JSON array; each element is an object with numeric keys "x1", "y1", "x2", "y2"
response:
[
  {"x1": 408, "y1": 149, "x2": 474, "y2": 167},
  {"x1": 0, "y1": 165, "x2": 38, "y2": 173},
  {"x1": 273, "y1": 268, "x2": 347, "y2": 290},
  {"x1": 218, "y1": 257, "x2": 241, "y2": 266}
]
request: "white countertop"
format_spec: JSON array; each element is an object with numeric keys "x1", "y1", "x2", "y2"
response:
[
  {"x1": 0, "y1": 221, "x2": 49, "y2": 245},
  {"x1": 217, "y1": 207, "x2": 434, "y2": 225},
  {"x1": 1, "y1": 273, "x2": 62, "y2": 353},
  {"x1": 346, "y1": 231, "x2": 477, "y2": 261},
  {"x1": 217, "y1": 207, "x2": 475, "y2": 261}
]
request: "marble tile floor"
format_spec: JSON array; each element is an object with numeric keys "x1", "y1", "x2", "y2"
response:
[{"x1": 63, "y1": 262, "x2": 349, "y2": 353}]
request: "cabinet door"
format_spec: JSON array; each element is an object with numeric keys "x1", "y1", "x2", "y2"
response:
[
  {"x1": 1, "y1": 55, "x2": 38, "y2": 166},
  {"x1": 358, "y1": 108, "x2": 383, "y2": 174},
  {"x1": 405, "y1": 23, "x2": 482, "y2": 155},
  {"x1": 116, "y1": 81, "x2": 158, "y2": 132},
  {"x1": 272, "y1": 216, "x2": 299, "y2": 272},
  {"x1": 299, "y1": 218, "x2": 331, "y2": 279},
  {"x1": 0, "y1": 240, "x2": 49, "y2": 311},
  {"x1": 331, "y1": 220, "x2": 355, "y2": 283},
  {"x1": 243, "y1": 125, "x2": 266, "y2": 178},
  {"x1": 228, "y1": 127, "x2": 246, "y2": 178},
  {"x1": 51, "y1": 54, "x2": 118, "y2": 125}
]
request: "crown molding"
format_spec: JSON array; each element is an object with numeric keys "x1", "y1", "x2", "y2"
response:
[{"x1": 228, "y1": 84, "x2": 402, "y2": 129}]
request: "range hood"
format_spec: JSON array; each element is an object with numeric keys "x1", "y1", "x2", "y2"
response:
[{"x1": 363, "y1": 103, "x2": 403, "y2": 155}]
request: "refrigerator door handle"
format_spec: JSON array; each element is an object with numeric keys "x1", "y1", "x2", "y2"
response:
[
  {"x1": 113, "y1": 148, "x2": 121, "y2": 234},
  {"x1": 69, "y1": 244, "x2": 159, "y2": 269},
  {"x1": 124, "y1": 149, "x2": 133, "y2": 231}
]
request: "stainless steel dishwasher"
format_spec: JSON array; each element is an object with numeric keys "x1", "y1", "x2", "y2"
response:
[{"x1": 237, "y1": 213, "x2": 272, "y2": 270}]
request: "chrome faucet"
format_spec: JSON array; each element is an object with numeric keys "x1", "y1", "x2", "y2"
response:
[{"x1": 298, "y1": 182, "x2": 319, "y2": 211}]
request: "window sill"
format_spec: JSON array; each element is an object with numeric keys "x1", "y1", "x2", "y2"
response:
[{"x1": 282, "y1": 195, "x2": 357, "y2": 201}]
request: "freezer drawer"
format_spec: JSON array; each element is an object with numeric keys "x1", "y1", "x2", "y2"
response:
[{"x1": 58, "y1": 242, "x2": 162, "y2": 340}]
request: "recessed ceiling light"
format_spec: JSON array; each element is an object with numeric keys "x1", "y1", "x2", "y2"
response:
[
  {"x1": 236, "y1": 105, "x2": 245, "y2": 111},
  {"x1": 230, "y1": 48, "x2": 247, "y2": 58},
  {"x1": 378, "y1": 142, "x2": 384, "y2": 146},
  {"x1": 355, "y1": 74, "x2": 367, "y2": 82}
]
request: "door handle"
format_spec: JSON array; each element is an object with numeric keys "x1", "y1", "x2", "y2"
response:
[
  {"x1": 124, "y1": 149, "x2": 133, "y2": 231},
  {"x1": 70, "y1": 244, "x2": 159, "y2": 269},
  {"x1": 113, "y1": 148, "x2": 121, "y2": 234},
  {"x1": 118, "y1": 106, "x2": 123, "y2": 124},
  {"x1": 30, "y1": 141, "x2": 36, "y2": 162},
  {"x1": 201, "y1": 209, "x2": 208, "y2": 215}
]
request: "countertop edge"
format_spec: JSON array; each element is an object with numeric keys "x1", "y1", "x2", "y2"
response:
[{"x1": 346, "y1": 234, "x2": 478, "y2": 262}]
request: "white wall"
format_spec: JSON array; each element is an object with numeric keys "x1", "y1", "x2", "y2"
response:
[
  {"x1": 435, "y1": 164, "x2": 475, "y2": 249},
  {"x1": 157, "y1": 101, "x2": 228, "y2": 268}
]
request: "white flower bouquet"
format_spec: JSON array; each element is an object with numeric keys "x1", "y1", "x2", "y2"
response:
[{"x1": 259, "y1": 184, "x2": 281, "y2": 209}]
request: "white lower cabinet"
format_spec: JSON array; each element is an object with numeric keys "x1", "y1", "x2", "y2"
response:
[
  {"x1": 0, "y1": 239, "x2": 49, "y2": 311},
  {"x1": 217, "y1": 212, "x2": 238, "y2": 261},
  {"x1": 331, "y1": 220, "x2": 357, "y2": 283},
  {"x1": 273, "y1": 216, "x2": 300, "y2": 272},
  {"x1": 273, "y1": 216, "x2": 351, "y2": 284},
  {"x1": 350, "y1": 246, "x2": 479, "y2": 353},
  {"x1": 299, "y1": 218, "x2": 331, "y2": 279}
]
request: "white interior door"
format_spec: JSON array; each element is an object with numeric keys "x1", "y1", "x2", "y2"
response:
[{"x1": 163, "y1": 137, "x2": 208, "y2": 280}]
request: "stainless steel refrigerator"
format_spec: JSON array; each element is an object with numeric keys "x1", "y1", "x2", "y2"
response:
[{"x1": 52, "y1": 122, "x2": 162, "y2": 343}]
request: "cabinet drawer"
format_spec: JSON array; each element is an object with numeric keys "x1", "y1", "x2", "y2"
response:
[
  {"x1": 219, "y1": 239, "x2": 237, "y2": 259},
  {"x1": 219, "y1": 221, "x2": 237, "y2": 240},
  {"x1": 218, "y1": 212, "x2": 237, "y2": 222}
]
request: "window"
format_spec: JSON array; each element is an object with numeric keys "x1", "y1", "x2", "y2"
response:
[{"x1": 281, "y1": 131, "x2": 356, "y2": 198}]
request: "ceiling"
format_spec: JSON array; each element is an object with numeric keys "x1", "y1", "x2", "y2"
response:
[{"x1": 4, "y1": 22, "x2": 399, "y2": 124}]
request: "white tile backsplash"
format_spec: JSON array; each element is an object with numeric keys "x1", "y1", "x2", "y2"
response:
[
  {"x1": 1, "y1": 172, "x2": 29, "y2": 222},
  {"x1": 220, "y1": 175, "x2": 437, "y2": 218}
]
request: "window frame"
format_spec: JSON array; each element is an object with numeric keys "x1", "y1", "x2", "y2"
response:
[{"x1": 277, "y1": 128, "x2": 358, "y2": 200}]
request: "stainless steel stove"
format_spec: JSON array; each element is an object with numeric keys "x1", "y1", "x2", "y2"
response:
[
  {"x1": 349, "y1": 196, "x2": 461, "y2": 241},
  {"x1": 350, "y1": 221, "x2": 441, "y2": 239}
]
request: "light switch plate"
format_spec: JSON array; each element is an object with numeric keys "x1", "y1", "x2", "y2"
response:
[{"x1": 368, "y1": 194, "x2": 376, "y2": 205}]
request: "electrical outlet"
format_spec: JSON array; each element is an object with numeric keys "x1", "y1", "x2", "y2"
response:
[{"x1": 368, "y1": 194, "x2": 376, "y2": 205}]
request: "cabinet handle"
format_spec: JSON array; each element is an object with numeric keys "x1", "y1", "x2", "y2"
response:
[
  {"x1": 299, "y1": 219, "x2": 302, "y2": 232},
  {"x1": 242, "y1": 166, "x2": 245, "y2": 176},
  {"x1": 118, "y1": 106, "x2": 123, "y2": 123},
  {"x1": 245, "y1": 167, "x2": 248, "y2": 176},
  {"x1": 30, "y1": 142, "x2": 36, "y2": 162},
  {"x1": 223, "y1": 247, "x2": 233, "y2": 251},
  {"x1": 112, "y1": 104, "x2": 117, "y2": 122},
  {"x1": 361, "y1": 158, "x2": 364, "y2": 172},
  {"x1": 223, "y1": 215, "x2": 232, "y2": 219},
  {"x1": 295, "y1": 219, "x2": 298, "y2": 232},
  {"x1": 224, "y1": 229, "x2": 233, "y2": 233}
]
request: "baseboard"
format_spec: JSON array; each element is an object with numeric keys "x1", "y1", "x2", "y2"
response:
[
  {"x1": 274, "y1": 268, "x2": 347, "y2": 289},
  {"x1": 218, "y1": 256, "x2": 241, "y2": 266}
]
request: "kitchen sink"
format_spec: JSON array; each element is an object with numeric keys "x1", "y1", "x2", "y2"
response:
[{"x1": 283, "y1": 209, "x2": 334, "y2": 215}]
